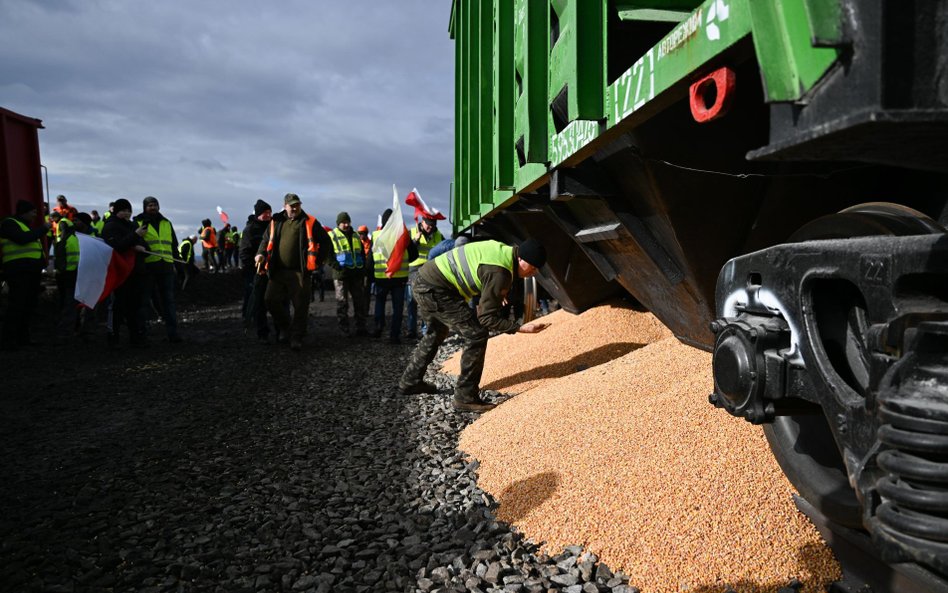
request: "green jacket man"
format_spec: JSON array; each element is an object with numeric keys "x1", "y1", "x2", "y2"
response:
[{"x1": 398, "y1": 238, "x2": 549, "y2": 412}]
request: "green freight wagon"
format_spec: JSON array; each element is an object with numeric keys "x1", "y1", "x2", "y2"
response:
[{"x1": 448, "y1": 0, "x2": 948, "y2": 587}]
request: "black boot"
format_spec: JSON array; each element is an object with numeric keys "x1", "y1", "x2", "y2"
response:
[{"x1": 398, "y1": 381, "x2": 439, "y2": 395}]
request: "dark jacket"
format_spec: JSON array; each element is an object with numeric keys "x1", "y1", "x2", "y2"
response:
[
  {"x1": 240, "y1": 218, "x2": 268, "y2": 268},
  {"x1": 256, "y1": 210, "x2": 333, "y2": 274},
  {"x1": 0, "y1": 216, "x2": 48, "y2": 273},
  {"x1": 102, "y1": 215, "x2": 147, "y2": 270}
]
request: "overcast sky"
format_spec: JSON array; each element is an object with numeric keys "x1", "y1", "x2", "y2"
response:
[{"x1": 0, "y1": 0, "x2": 455, "y2": 236}]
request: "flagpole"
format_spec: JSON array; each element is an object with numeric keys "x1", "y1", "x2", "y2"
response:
[{"x1": 140, "y1": 249, "x2": 188, "y2": 264}]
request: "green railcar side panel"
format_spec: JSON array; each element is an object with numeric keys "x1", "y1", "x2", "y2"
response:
[
  {"x1": 514, "y1": 0, "x2": 550, "y2": 172},
  {"x1": 617, "y1": 9, "x2": 691, "y2": 22},
  {"x1": 493, "y1": 0, "x2": 515, "y2": 190},
  {"x1": 548, "y1": 0, "x2": 605, "y2": 124},
  {"x1": 748, "y1": 0, "x2": 839, "y2": 101},
  {"x1": 608, "y1": 0, "x2": 752, "y2": 124},
  {"x1": 477, "y1": 0, "x2": 493, "y2": 214},
  {"x1": 614, "y1": 0, "x2": 704, "y2": 9},
  {"x1": 455, "y1": 0, "x2": 468, "y2": 226},
  {"x1": 550, "y1": 120, "x2": 602, "y2": 167},
  {"x1": 515, "y1": 162, "x2": 547, "y2": 194},
  {"x1": 450, "y1": 0, "x2": 845, "y2": 228},
  {"x1": 802, "y1": 0, "x2": 843, "y2": 46},
  {"x1": 614, "y1": 0, "x2": 703, "y2": 22}
]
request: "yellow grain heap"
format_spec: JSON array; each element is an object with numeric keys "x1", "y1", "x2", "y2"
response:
[
  {"x1": 457, "y1": 304, "x2": 840, "y2": 593},
  {"x1": 442, "y1": 301, "x2": 671, "y2": 394}
]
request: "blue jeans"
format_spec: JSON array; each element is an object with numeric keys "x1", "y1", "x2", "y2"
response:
[
  {"x1": 140, "y1": 270, "x2": 178, "y2": 338},
  {"x1": 374, "y1": 278, "x2": 406, "y2": 338}
]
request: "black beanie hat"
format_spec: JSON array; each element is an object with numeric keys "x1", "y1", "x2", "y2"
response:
[
  {"x1": 76, "y1": 212, "x2": 93, "y2": 226},
  {"x1": 113, "y1": 198, "x2": 132, "y2": 212},
  {"x1": 336, "y1": 211, "x2": 351, "y2": 224},
  {"x1": 143, "y1": 196, "x2": 159, "y2": 209},
  {"x1": 518, "y1": 239, "x2": 546, "y2": 268},
  {"x1": 254, "y1": 199, "x2": 272, "y2": 216},
  {"x1": 15, "y1": 199, "x2": 36, "y2": 216}
]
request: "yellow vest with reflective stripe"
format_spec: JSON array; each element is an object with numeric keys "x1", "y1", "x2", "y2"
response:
[
  {"x1": 330, "y1": 228, "x2": 364, "y2": 269},
  {"x1": 434, "y1": 240, "x2": 514, "y2": 300},
  {"x1": 91, "y1": 219, "x2": 104, "y2": 236},
  {"x1": 409, "y1": 227, "x2": 443, "y2": 268},
  {"x1": 371, "y1": 230, "x2": 409, "y2": 279},
  {"x1": 63, "y1": 231, "x2": 80, "y2": 271},
  {"x1": 1, "y1": 218, "x2": 44, "y2": 264},
  {"x1": 179, "y1": 239, "x2": 194, "y2": 264},
  {"x1": 55, "y1": 218, "x2": 74, "y2": 243},
  {"x1": 139, "y1": 219, "x2": 174, "y2": 264}
]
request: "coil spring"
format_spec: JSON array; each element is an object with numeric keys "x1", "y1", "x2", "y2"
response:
[{"x1": 875, "y1": 330, "x2": 948, "y2": 549}]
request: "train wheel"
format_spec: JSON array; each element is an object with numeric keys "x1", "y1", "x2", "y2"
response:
[{"x1": 764, "y1": 202, "x2": 945, "y2": 529}]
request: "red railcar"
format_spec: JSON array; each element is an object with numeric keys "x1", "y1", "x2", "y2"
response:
[{"x1": 0, "y1": 107, "x2": 45, "y2": 220}]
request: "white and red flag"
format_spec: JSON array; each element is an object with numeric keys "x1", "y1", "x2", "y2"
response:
[
  {"x1": 404, "y1": 188, "x2": 446, "y2": 222},
  {"x1": 372, "y1": 185, "x2": 413, "y2": 277},
  {"x1": 216, "y1": 206, "x2": 229, "y2": 225},
  {"x1": 74, "y1": 233, "x2": 136, "y2": 308}
]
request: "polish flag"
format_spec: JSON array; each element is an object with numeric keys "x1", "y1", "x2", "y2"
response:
[
  {"x1": 74, "y1": 233, "x2": 136, "y2": 307},
  {"x1": 373, "y1": 185, "x2": 412, "y2": 277},
  {"x1": 216, "y1": 206, "x2": 229, "y2": 225},
  {"x1": 405, "y1": 188, "x2": 446, "y2": 222}
]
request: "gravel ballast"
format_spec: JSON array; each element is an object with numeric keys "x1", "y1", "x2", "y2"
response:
[
  {"x1": 457, "y1": 305, "x2": 841, "y2": 593},
  {"x1": 0, "y1": 274, "x2": 647, "y2": 593}
]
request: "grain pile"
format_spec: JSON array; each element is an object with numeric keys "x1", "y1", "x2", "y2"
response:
[
  {"x1": 459, "y1": 319, "x2": 841, "y2": 592},
  {"x1": 442, "y1": 301, "x2": 671, "y2": 394}
]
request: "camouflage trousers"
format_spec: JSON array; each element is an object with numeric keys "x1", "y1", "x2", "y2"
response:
[
  {"x1": 334, "y1": 277, "x2": 366, "y2": 332},
  {"x1": 399, "y1": 278, "x2": 488, "y2": 400}
]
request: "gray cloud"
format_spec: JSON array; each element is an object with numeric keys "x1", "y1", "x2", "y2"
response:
[{"x1": 0, "y1": 0, "x2": 456, "y2": 234}]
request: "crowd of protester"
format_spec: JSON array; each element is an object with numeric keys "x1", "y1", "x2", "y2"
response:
[{"x1": 0, "y1": 192, "x2": 478, "y2": 352}]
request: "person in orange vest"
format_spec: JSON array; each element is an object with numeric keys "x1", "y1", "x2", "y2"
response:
[
  {"x1": 53, "y1": 194, "x2": 78, "y2": 221},
  {"x1": 254, "y1": 193, "x2": 332, "y2": 350},
  {"x1": 200, "y1": 218, "x2": 219, "y2": 272}
]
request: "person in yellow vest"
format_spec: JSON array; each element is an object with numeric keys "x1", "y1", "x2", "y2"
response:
[
  {"x1": 176, "y1": 234, "x2": 199, "y2": 291},
  {"x1": 218, "y1": 223, "x2": 232, "y2": 271},
  {"x1": 48, "y1": 210, "x2": 62, "y2": 265},
  {"x1": 254, "y1": 193, "x2": 333, "y2": 350},
  {"x1": 406, "y1": 216, "x2": 444, "y2": 339},
  {"x1": 328, "y1": 211, "x2": 369, "y2": 336},
  {"x1": 398, "y1": 238, "x2": 549, "y2": 413},
  {"x1": 89, "y1": 209, "x2": 104, "y2": 237},
  {"x1": 0, "y1": 200, "x2": 51, "y2": 350},
  {"x1": 134, "y1": 196, "x2": 182, "y2": 343},
  {"x1": 371, "y1": 208, "x2": 418, "y2": 343},
  {"x1": 53, "y1": 212, "x2": 92, "y2": 337},
  {"x1": 53, "y1": 215, "x2": 76, "y2": 312}
]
